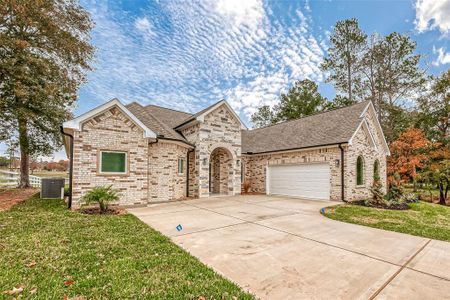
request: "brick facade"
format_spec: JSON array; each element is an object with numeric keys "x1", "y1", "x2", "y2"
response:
[
  {"x1": 69, "y1": 101, "x2": 387, "y2": 207},
  {"x1": 345, "y1": 110, "x2": 387, "y2": 201},
  {"x1": 242, "y1": 146, "x2": 342, "y2": 201},
  {"x1": 182, "y1": 103, "x2": 242, "y2": 198},
  {"x1": 71, "y1": 107, "x2": 191, "y2": 208},
  {"x1": 72, "y1": 107, "x2": 149, "y2": 208}
]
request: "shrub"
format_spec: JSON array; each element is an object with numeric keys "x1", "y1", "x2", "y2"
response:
[
  {"x1": 81, "y1": 185, "x2": 120, "y2": 213},
  {"x1": 367, "y1": 179, "x2": 386, "y2": 207},
  {"x1": 401, "y1": 193, "x2": 419, "y2": 203},
  {"x1": 386, "y1": 173, "x2": 404, "y2": 201}
]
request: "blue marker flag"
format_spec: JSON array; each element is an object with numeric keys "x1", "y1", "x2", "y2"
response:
[{"x1": 176, "y1": 224, "x2": 183, "y2": 231}]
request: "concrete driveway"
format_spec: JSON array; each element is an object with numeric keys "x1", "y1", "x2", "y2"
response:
[{"x1": 128, "y1": 195, "x2": 450, "y2": 299}]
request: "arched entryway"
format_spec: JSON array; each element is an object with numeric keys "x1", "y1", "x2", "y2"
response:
[{"x1": 209, "y1": 147, "x2": 233, "y2": 195}]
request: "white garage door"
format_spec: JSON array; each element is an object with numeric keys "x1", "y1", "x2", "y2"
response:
[{"x1": 267, "y1": 163, "x2": 330, "y2": 200}]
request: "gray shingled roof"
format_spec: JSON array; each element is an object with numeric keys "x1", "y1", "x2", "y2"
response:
[
  {"x1": 241, "y1": 101, "x2": 370, "y2": 154},
  {"x1": 145, "y1": 104, "x2": 192, "y2": 128},
  {"x1": 174, "y1": 100, "x2": 224, "y2": 128},
  {"x1": 125, "y1": 102, "x2": 188, "y2": 142}
]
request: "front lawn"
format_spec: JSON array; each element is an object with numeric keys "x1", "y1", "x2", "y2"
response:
[
  {"x1": 0, "y1": 197, "x2": 254, "y2": 299},
  {"x1": 324, "y1": 202, "x2": 450, "y2": 242}
]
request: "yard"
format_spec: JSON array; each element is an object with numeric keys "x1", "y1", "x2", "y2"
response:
[
  {"x1": 324, "y1": 202, "x2": 450, "y2": 242},
  {"x1": 0, "y1": 196, "x2": 254, "y2": 299}
]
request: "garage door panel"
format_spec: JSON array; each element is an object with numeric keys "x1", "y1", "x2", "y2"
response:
[{"x1": 268, "y1": 163, "x2": 330, "y2": 200}]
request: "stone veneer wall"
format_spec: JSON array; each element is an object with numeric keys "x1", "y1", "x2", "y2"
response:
[
  {"x1": 72, "y1": 107, "x2": 149, "y2": 208},
  {"x1": 148, "y1": 141, "x2": 190, "y2": 202},
  {"x1": 181, "y1": 103, "x2": 242, "y2": 197},
  {"x1": 210, "y1": 147, "x2": 232, "y2": 194},
  {"x1": 345, "y1": 110, "x2": 387, "y2": 201},
  {"x1": 242, "y1": 147, "x2": 342, "y2": 201}
]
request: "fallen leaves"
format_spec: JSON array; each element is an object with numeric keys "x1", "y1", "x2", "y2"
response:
[
  {"x1": 25, "y1": 261, "x2": 37, "y2": 268},
  {"x1": 3, "y1": 285, "x2": 24, "y2": 295},
  {"x1": 64, "y1": 280, "x2": 74, "y2": 287}
]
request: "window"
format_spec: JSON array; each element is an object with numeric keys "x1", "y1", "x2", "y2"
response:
[
  {"x1": 373, "y1": 159, "x2": 380, "y2": 181},
  {"x1": 100, "y1": 151, "x2": 127, "y2": 173},
  {"x1": 356, "y1": 156, "x2": 364, "y2": 186},
  {"x1": 178, "y1": 158, "x2": 184, "y2": 174}
]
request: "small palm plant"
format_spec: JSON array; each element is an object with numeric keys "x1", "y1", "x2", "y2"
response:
[{"x1": 81, "y1": 185, "x2": 120, "y2": 213}]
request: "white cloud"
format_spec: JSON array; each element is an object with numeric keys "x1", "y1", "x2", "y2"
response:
[
  {"x1": 433, "y1": 46, "x2": 450, "y2": 66},
  {"x1": 134, "y1": 17, "x2": 155, "y2": 37},
  {"x1": 415, "y1": 0, "x2": 450, "y2": 35},
  {"x1": 79, "y1": 1, "x2": 325, "y2": 126},
  {"x1": 212, "y1": 0, "x2": 265, "y2": 29}
]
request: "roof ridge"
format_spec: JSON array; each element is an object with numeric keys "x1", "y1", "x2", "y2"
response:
[
  {"x1": 145, "y1": 104, "x2": 193, "y2": 115},
  {"x1": 247, "y1": 100, "x2": 370, "y2": 132}
]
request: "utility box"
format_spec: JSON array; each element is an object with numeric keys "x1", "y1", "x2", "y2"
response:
[{"x1": 41, "y1": 178, "x2": 65, "y2": 199}]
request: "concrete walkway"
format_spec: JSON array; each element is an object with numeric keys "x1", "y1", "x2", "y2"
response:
[{"x1": 128, "y1": 195, "x2": 450, "y2": 300}]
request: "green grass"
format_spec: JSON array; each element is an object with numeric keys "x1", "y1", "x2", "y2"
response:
[
  {"x1": 0, "y1": 197, "x2": 254, "y2": 299},
  {"x1": 324, "y1": 202, "x2": 450, "y2": 242}
]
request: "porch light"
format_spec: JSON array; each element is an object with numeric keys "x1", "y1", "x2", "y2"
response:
[
  {"x1": 203, "y1": 157, "x2": 208, "y2": 165},
  {"x1": 335, "y1": 159, "x2": 340, "y2": 167},
  {"x1": 236, "y1": 159, "x2": 240, "y2": 166}
]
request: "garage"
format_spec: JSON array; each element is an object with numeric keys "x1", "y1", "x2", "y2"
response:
[{"x1": 267, "y1": 163, "x2": 331, "y2": 200}]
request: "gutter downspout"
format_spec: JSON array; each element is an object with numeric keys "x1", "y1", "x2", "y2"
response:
[
  {"x1": 338, "y1": 143, "x2": 346, "y2": 202},
  {"x1": 60, "y1": 126, "x2": 74, "y2": 209},
  {"x1": 186, "y1": 149, "x2": 194, "y2": 197}
]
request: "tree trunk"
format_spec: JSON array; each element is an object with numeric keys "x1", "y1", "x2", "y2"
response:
[
  {"x1": 18, "y1": 117, "x2": 31, "y2": 188},
  {"x1": 438, "y1": 181, "x2": 446, "y2": 206}
]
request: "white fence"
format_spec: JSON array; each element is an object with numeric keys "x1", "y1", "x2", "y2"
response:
[{"x1": 0, "y1": 170, "x2": 65, "y2": 188}]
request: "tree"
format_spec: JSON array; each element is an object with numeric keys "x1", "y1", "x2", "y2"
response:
[
  {"x1": 388, "y1": 128, "x2": 431, "y2": 189},
  {"x1": 0, "y1": 1, "x2": 94, "y2": 187},
  {"x1": 321, "y1": 18, "x2": 367, "y2": 102},
  {"x1": 325, "y1": 95, "x2": 356, "y2": 110},
  {"x1": 322, "y1": 20, "x2": 426, "y2": 142},
  {"x1": 250, "y1": 105, "x2": 275, "y2": 128},
  {"x1": 420, "y1": 146, "x2": 450, "y2": 205},
  {"x1": 361, "y1": 33, "x2": 426, "y2": 141},
  {"x1": 275, "y1": 79, "x2": 327, "y2": 122},
  {"x1": 251, "y1": 79, "x2": 327, "y2": 127},
  {"x1": 418, "y1": 69, "x2": 450, "y2": 144}
]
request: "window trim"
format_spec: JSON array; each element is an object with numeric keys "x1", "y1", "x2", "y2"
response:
[
  {"x1": 356, "y1": 155, "x2": 365, "y2": 186},
  {"x1": 98, "y1": 150, "x2": 129, "y2": 175},
  {"x1": 178, "y1": 158, "x2": 185, "y2": 175}
]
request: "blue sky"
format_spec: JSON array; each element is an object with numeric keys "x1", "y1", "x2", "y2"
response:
[{"x1": 2, "y1": 0, "x2": 450, "y2": 160}]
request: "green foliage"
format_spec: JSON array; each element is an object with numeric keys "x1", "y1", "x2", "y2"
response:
[
  {"x1": 81, "y1": 185, "x2": 120, "y2": 213},
  {"x1": 251, "y1": 79, "x2": 327, "y2": 127},
  {"x1": 250, "y1": 105, "x2": 276, "y2": 128},
  {"x1": 324, "y1": 202, "x2": 450, "y2": 242},
  {"x1": 0, "y1": 197, "x2": 254, "y2": 299},
  {"x1": 0, "y1": 156, "x2": 9, "y2": 167},
  {"x1": 322, "y1": 19, "x2": 426, "y2": 142},
  {"x1": 0, "y1": 0, "x2": 94, "y2": 187},
  {"x1": 386, "y1": 173, "x2": 404, "y2": 201},
  {"x1": 324, "y1": 95, "x2": 357, "y2": 110},
  {"x1": 417, "y1": 70, "x2": 450, "y2": 144},
  {"x1": 367, "y1": 179, "x2": 386, "y2": 207},
  {"x1": 320, "y1": 18, "x2": 367, "y2": 102}
]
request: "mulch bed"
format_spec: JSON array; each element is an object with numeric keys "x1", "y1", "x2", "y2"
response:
[
  {"x1": 350, "y1": 199, "x2": 410, "y2": 210},
  {"x1": 80, "y1": 206, "x2": 126, "y2": 215},
  {"x1": 0, "y1": 188, "x2": 39, "y2": 212}
]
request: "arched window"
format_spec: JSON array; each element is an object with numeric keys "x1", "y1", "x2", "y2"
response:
[
  {"x1": 373, "y1": 159, "x2": 380, "y2": 182},
  {"x1": 356, "y1": 156, "x2": 364, "y2": 186}
]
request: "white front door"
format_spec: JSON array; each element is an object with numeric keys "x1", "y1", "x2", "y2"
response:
[{"x1": 267, "y1": 163, "x2": 331, "y2": 200}]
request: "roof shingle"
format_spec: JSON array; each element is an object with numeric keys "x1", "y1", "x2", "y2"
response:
[{"x1": 241, "y1": 101, "x2": 370, "y2": 154}]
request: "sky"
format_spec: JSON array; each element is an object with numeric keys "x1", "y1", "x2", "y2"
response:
[{"x1": 1, "y1": 0, "x2": 450, "y2": 160}]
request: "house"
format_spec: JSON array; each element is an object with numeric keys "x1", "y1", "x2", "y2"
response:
[{"x1": 62, "y1": 98, "x2": 389, "y2": 208}]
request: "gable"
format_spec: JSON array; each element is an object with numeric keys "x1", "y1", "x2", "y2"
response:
[
  {"x1": 63, "y1": 98, "x2": 157, "y2": 139},
  {"x1": 203, "y1": 103, "x2": 242, "y2": 129},
  {"x1": 349, "y1": 102, "x2": 390, "y2": 155},
  {"x1": 176, "y1": 100, "x2": 247, "y2": 130}
]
